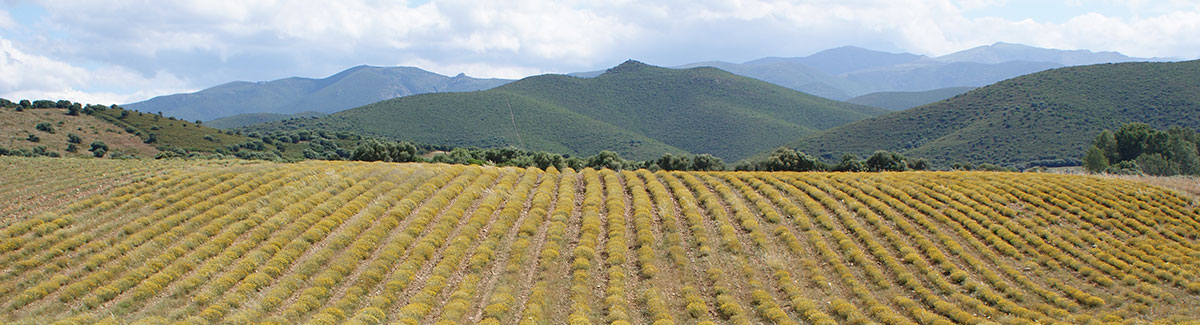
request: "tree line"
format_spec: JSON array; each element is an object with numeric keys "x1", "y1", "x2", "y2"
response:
[{"x1": 1083, "y1": 123, "x2": 1200, "y2": 176}]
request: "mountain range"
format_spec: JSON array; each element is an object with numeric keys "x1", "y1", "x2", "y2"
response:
[
  {"x1": 125, "y1": 42, "x2": 1158, "y2": 124},
  {"x1": 786, "y1": 60, "x2": 1200, "y2": 168},
  {"x1": 124, "y1": 65, "x2": 510, "y2": 121},
  {"x1": 246, "y1": 60, "x2": 886, "y2": 161},
  {"x1": 677, "y1": 42, "x2": 1156, "y2": 101}
]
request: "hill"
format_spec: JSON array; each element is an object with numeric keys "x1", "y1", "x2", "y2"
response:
[
  {"x1": 205, "y1": 111, "x2": 326, "y2": 129},
  {"x1": 0, "y1": 101, "x2": 349, "y2": 160},
  {"x1": 744, "y1": 45, "x2": 925, "y2": 75},
  {"x1": 934, "y1": 42, "x2": 1148, "y2": 65},
  {"x1": 123, "y1": 66, "x2": 511, "y2": 121},
  {"x1": 786, "y1": 60, "x2": 1200, "y2": 167},
  {"x1": 847, "y1": 87, "x2": 975, "y2": 111},
  {"x1": 248, "y1": 61, "x2": 886, "y2": 161},
  {"x1": 679, "y1": 43, "x2": 1149, "y2": 100},
  {"x1": 674, "y1": 60, "x2": 866, "y2": 100},
  {"x1": 0, "y1": 107, "x2": 158, "y2": 158},
  {"x1": 2, "y1": 157, "x2": 1198, "y2": 323},
  {"x1": 842, "y1": 60, "x2": 1064, "y2": 94}
]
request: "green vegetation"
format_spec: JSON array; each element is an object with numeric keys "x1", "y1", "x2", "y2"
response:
[
  {"x1": 1082, "y1": 123, "x2": 1200, "y2": 175},
  {"x1": 205, "y1": 111, "x2": 326, "y2": 129},
  {"x1": 34, "y1": 122, "x2": 54, "y2": 134},
  {"x1": 736, "y1": 147, "x2": 928, "y2": 172},
  {"x1": 248, "y1": 60, "x2": 886, "y2": 161},
  {"x1": 786, "y1": 60, "x2": 1200, "y2": 168},
  {"x1": 846, "y1": 87, "x2": 974, "y2": 111}
]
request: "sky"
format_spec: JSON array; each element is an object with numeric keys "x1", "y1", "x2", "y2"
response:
[{"x1": 1, "y1": 0, "x2": 1198, "y2": 105}]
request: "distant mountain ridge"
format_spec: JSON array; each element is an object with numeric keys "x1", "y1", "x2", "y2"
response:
[
  {"x1": 124, "y1": 65, "x2": 511, "y2": 121},
  {"x1": 128, "y1": 43, "x2": 1167, "y2": 122},
  {"x1": 846, "y1": 87, "x2": 975, "y2": 111},
  {"x1": 676, "y1": 42, "x2": 1159, "y2": 100},
  {"x1": 245, "y1": 60, "x2": 887, "y2": 161},
  {"x1": 785, "y1": 60, "x2": 1200, "y2": 168}
]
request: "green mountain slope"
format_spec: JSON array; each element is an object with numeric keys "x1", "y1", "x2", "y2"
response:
[
  {"x1": 847, "y1": 87, "x2": 974, "y2": 111},
  {"x1": 787, "y1": 60, "x2": 1200, "y2": 167},
  {"x1": 124, "y1": 66, "x2": 511, "y2": 121},
  {"x1": 248, "y1": 61, "x2": 887, "y2": 161},
  {"x1": 675, "y1": 60, "x2": 866, "y2": 99},
  {"x1": 206, "y1": 111, "x2": 326, "y2": 129}
]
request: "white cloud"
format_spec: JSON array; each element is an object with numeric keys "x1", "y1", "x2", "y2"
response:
[
  {"x1": 0, "y1": 37, "x2": 193, "y2": 104},
  {"x1": 1, "y1": 0, "x2": 1199, "y2": 104},
  {"x1": 0, "y1": 9, "x2": 15, "y2": 30}
]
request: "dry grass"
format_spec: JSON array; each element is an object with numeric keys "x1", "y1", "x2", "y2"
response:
[
  {"x1": 1105, "y1": 174, "x2": 1200, "y2": 199},
  {"x1": 0, "y1": 108, "x2": 157, "y2": 157}
]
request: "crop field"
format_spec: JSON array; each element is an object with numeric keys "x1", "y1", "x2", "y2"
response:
[{"x1": 1, "y1": 157, "x2": 1199, "y2": 324}]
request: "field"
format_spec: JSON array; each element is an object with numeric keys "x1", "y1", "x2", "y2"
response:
[{"x1": 1, "y1": 157, "x2": 1199, "y2": 324}]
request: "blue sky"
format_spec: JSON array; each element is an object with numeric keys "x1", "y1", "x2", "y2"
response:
[{"x1": 1, "y1": 0, "x2": 1198, "y2": 105}]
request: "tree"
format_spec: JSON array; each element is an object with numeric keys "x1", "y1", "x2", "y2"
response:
[
  {"x1": 776, "y1": 148, "x2": 823, "y2": 171},
  {"x1": 1166, "y1": 136, "x2": 1200, "y2": 175},
  {"x1": 1083, "y1": 145, "x2": 1109, "y2": 173},
  {"x1": 833, "y1": 154, "x2": 863, "y2": 172},
  {"x1": 690, "y1": 154, "x2": 725, "y2": 171},
  {"x1": 532, "y1": 151, "x2": 565, "y2": 170},
  {"x1": 586, "y1": 151, "x2": 625, "y2": 170},
  {"x1": 1136, "y1": 153, "x2": 1175, "y2": 176},
  {"x1": 865, "y1": 150, "x2": 908, "y2": 172},
  {"x1": 1113, "y1": 123, "x2": 1169, "y2": 162},
  {"x1": 656, "y1": 153, "x2": 690, "y2": 171},
  {"x1": 907, "y1": 158, "x2": 930, "y2": 171},
  {"x1": 67, "y1": 105, "x2": 80, "y2": 116}
]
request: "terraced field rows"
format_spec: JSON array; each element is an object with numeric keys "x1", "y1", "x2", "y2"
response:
[{"x1": 1, "y1": 157, "x2": 1199, "y2": 323}]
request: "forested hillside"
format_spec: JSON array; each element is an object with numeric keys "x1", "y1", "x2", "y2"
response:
[
  {"x1": 247, "y1": 61, "x2": 886, "y2": 161},
  {"x1": 787, "y1": 60, "x2": 1200, "y2": 168},
  {"x1": 846, "y1": 87, "x2": 974, "y2": 111}
]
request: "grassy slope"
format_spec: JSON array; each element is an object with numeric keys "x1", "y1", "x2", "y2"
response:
[
  {"x1": 249, "y1": 61, "x2": 886, "y2": 161},
  {"x1": 91, "y1": 109, "x2": 248, "y2": 153},
  {"x1": 788, "y1": 60, "x2": 1200, "y2": 167},
  {"x1": 1, "y1": 157, "x2": 1198, "y2": 323},
  {"x1": 846, "y1": 87, "x2": 974, "y2": 111},
  {"x1": 0, "y1": 108, "x2": 158, "y2": 157}
]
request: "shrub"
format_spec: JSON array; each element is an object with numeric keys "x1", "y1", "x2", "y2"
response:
[{"x1": 35, "y1": 122, "x2": 54, "y2": 133}]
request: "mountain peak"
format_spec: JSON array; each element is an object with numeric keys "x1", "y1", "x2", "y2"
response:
[{"x1": 605, "y1": 60, "x2": 652, "y2": 74}]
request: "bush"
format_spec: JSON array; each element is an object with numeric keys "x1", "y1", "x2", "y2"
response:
[
  {"x1": 865, "y1": 150, "x2": 907, "y2": 172},
  {"x1": 90, "y1": 141, "x2": 109, "y2": 158},
  {"x1": 27, "y1": 134, "x2": 39, "y2": 142},
  {"x1": 35, "y1": 122, "x2": 54, "y2": 133},
  {"x1": 67, "y1": 133, "x2": 82, "y2": 144}
]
